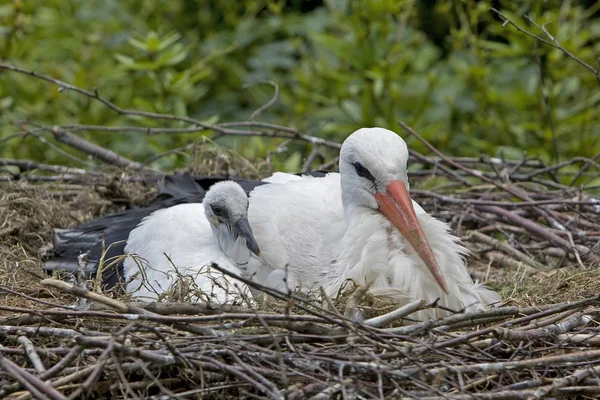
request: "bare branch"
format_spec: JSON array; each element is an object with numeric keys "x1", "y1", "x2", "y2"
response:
[{"x1": 489, "y1": 8, "x2": 600, "y2": 85}]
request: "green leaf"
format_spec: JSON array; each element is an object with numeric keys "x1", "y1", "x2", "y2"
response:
[{"x1": 157, "y1": 31, "x2": 182, "y2": 52}]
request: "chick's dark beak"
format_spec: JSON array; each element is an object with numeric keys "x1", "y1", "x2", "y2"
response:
[{"x1": 234, "y1": 217, "x2": 261, "y2": 256}]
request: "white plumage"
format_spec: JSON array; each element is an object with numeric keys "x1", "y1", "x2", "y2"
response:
[
  {"x1": 123, "y1": 181, "x2": 260, "y2": 303},
  {"x1": 247, "y1": 128, "x2": 501, "y2": 320}
]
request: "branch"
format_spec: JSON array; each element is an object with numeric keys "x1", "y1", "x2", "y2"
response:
[
  {"x1": 49, "y1": 126, "x2": 154, "y2": 171},
  {"x1": 0, "y1": 158, "x2": 90, "y2": 175},
  {"x1": 0, "y1": 62, "x2": 341, "y2": 149},
  {"x1": 0, "y1": 353, "x2": 68, "y2": 400},
  {"x1": 489, "y1": 8, "x2": 600, "y2": 85}
]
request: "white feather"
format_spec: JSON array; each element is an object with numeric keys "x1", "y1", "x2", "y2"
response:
[
  {"x1": 261, "y1": 172, "x2": 304, "y2": 184},
  {"x1": 248, "y1": 128, "x2": 500, "y2": 321},
  {"x1": 123, "y1": 198, "x2": 252, "y2": 304}
]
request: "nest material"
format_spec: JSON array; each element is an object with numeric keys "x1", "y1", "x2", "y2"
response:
[{"x1": 1, "y1": 150, "x2": 600, "y2": 399}]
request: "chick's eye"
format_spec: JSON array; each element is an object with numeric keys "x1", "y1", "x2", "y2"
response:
[
  {"x1": 353, "y1": 162, "x2": 375, "y2": 182},
  {"x1": 211, "y1": 205, "x2": 227, "y2": 218}
]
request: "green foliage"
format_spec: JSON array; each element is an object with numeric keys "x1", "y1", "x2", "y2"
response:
[{"x1": 1, "y1": 0, "x2": 598, "y2": 172}]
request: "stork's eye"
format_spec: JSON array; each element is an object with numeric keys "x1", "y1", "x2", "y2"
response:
[
  {"x1": 211, "y1": 205, "x2": 227, "y2": 218},
  {"x1": 353, "y1": 162, "x2": 375, "y2": 182}
]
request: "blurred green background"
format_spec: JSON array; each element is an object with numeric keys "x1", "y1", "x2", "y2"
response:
[{"x1": 0, "y1": 0, "x2": 599, "y2": 173}]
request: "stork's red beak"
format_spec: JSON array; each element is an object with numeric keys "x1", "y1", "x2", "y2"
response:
[{"x1": 374, "y1": 180, "x2": 449, "y2": 294}]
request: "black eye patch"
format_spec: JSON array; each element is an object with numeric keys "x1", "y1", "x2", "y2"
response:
[
  {"x1": 353, "y1": 162, "x2": 376, "y2": 182},
  {"x1": 211, "y1": 205, "x2": 228, "y2": 218}
]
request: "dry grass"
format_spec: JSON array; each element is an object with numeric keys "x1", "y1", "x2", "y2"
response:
[{"x1": 189, "y1": 141, "x2": 272, "y2": 179}]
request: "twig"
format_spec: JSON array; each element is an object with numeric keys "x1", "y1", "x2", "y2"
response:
[
  {"x1": 49, "y1": 126, "x2": 152, "y2": 171},
  {"x1": 425, "y1": 348, "x2": 600, "y2": 375},
  {"x1": 477, "y1": 205, "x2": 599, "y2": 264},
  {"x1": 411, "y1": 189, "x2": 598, "y2": 208},
  {"x1": 0, "y1": 62, "x2": 341, "y2": 149},
  {"x1": 0, "y1": 353, "x2": 67, "y2": 400},
  {"x1": 16, "y1": 336, "x2": 46, "y2": 374},
  {"x1": 244, "y1": 80, "x2": 280, "y2": 120},
  {"x1": 40, "y1": 279, "x2": 131, "y2": 313},
  {"x1": 489, "y1": 8, "x2": 600, "y2": 85},
  {"x1": 494, "y1": 313, "x2": 591, "y2": 342},
  {"x1": 531, "y1": 364, "x2": 600, "y2": 398},
  {"x1": 398, "y1": 120, "x2": 600, "y2": 261},
  {"x1": 0, "y1": 158, "x2": 90, "y2": 175},
  {"x1": 364, "y1": 300, "x2": 427, "y2": 328},
  {"x1": 469, "y1": 231, "x2": 550, "y2": 271}
]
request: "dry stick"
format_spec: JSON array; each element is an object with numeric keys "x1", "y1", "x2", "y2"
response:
[
  {"x1": 410, "y1": 189, "x2": 598, "y2": 208},
  {"x1": 0, "y1": 304, "x2": 331, "y2": 324},
  {"x1": 63, "y1": 120, "x2": 298, "y2": 134},
  {"x1": 317, "y1": 155, "x2": 339, "y2": 171},
  {"x1": 195, "y1": 356, "x2": 283, "y2": 400},
  {"x1": 224, "y1": 348, "x2": 284, "y2": 399},
  {"x1": 515, "y1": 307, "x2": 581, "y2": 331},
  {"x1": 390, "y1": 295, "x2": 600, "y2": 336},
  {"x1": 49, "y1": 126, "x2": 152, "y2": 171},
  {"x1": 17, "y1": 336, "x2": 46, "y2": 373},
  {"x1": 142, "y1": 142, "x2": 197, "y2": 165},
  {"x1": 13, "y1": 122, "x2": 109, "y2": 169},
  {"x1": 75, "y1": 336, "x2": 175, "y2": 365},
  {"x1": 309, "y1": 379, "x2": 354, "y2": 400},
  {"x1": 0, "y1": 325, "x2": 105, "y2": 338},
  {"x1": 556, "y1": 333, "x2": 600, "y2": 346},
  {"x1": 207, "y1": 263, "x2": 356, "y2": 329},
  {"x1": 218, "y1": 121, "x2": 298, "y2": 133},
  {"x1": 302, "y1": 145, "x2": 323, "y2": 173},
  {"x1": 477, "y1": 205, "x2": 599, "y2": 264},
  {"x1": 0, "y1": 346, "x2": 83, "y2": 397},
  {"x1": 517, "y1": 156, "x2": 600, "y2": 181},
  {"x1": 569, "y1": 151, "x2": 600, "y2": 186},
  {"x1": 528, "y1": 13, "x2": 600, "y2": 85},
  {"x1": 41, "y1": 345, "x2": 84, "y2": 380},
  {"x1": 493, "y1": 313, "x2": 591, "y2": 342},
  {"x1": 469, "y1": 331, "x2": 600, "y2": 350},
  {"x1": 130, "y1": 301, "x2": 255, "y2": 315},
  {"x1": 428, "y1": 298, "x2": 600, "y2": 350},
  {"x1": 425, "y1": 348, "x2": 600, "y2": 376},
  {"x1": 2, "y1": 362, "x2": 158, "y2": 400},
  {"x1": 0, "y1": 285, "x2": 78, "y2": 311},
  {"x1": 489, "y1": 8, "x2": 600, "y2": 85},
  {"x1": 244, "y1": 80, "x2": 279, "y2": 121},
  {"x1": 0, "y1": 62, "x2": 341, "y2": 149},
  {"x1": 0, "y1": 158, "x2": 89, "y2": 175},
  {"x1": 40, "y1": 279, "x2": 130, "y2": 313},
  {"x1": 481, "y1": 251, "x2": 542, "y2": 276},
  {"x1": 66, "y1": 339, "x2": 114, "y2": 400},
  {"x1": 531, "y1": 364, "x2": 600, "y2": 399},
  {"x1": 409, "y1": 150, "x2": 472, "y2": 186},
  {"x1": 364, "y1": 300, "x2": 427, "y2": 328},
  {"x1": 407, "y1": 386, "x2": 600, "y2": 400},
  {"x1": 0, "y1": 353, "x2": 67, "y2": 400},
  {"x1": 468, "y1": 231, "x2": 550, "y2": 271},
  {"x1": 130, "y1": 360, "x2": 178, "y2": 398},
  {"x1": 40, "y1": 279, "x2": 225, "y2": 337},
  {"x1": 55, "y1": 121, "x2": 343, "y2": 148},
  {"x1": 398, "y1": 121, "x2": 600, "y2": 264}
]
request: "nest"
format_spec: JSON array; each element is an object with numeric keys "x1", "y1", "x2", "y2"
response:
[{"x1": 1, "y1": 145, "x2": 600, "y2": 399}]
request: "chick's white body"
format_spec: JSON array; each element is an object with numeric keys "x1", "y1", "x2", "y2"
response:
[{"x1": 123, "y1": 181, "x2": 257, "y2": 303}]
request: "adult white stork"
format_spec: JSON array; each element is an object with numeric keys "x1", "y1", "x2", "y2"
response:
[
  {"x1": 123, "y1": 181, "x2": 261, "y2": 303},
  {"x1": 247, "y1": 127, "x2": 501, "y2": 320}
]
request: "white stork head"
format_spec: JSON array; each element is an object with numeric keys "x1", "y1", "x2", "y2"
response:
[
  {"x1": 339, "y1": 127, "x2": 449, "y2": 294},
  {"x1": 203, "y1": 181, "x2": 261, "y2": 257}
]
